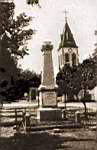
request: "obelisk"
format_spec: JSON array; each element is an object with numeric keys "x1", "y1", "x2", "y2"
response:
[
  {"x1": 37, "y1": 41, "x2": 62, "y2": 121},
  {"x1": 38, "y1": 41, "x2": 57, "y2": 107}
]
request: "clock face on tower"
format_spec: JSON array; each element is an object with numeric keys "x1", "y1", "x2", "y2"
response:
[{"x1": 68, "y1": 48, "x2": 72, "y2": 53}]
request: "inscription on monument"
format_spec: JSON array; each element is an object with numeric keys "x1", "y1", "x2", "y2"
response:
[{"x1": 42, "y1": 91, "x2": 56, "y2": 107}]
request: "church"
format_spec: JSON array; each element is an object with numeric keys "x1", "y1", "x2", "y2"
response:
[{"x1": 58, "y1": 14, "x2": 79, "y2": 70}]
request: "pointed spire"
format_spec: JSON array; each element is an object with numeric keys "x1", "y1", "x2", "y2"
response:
[{"x1": 59, "y1": 13, "x2": 78, "y2": 49}]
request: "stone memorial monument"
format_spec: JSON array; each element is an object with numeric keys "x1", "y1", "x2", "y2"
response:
[{"x1": 37, "y1": 41, "x2": 62, "y2": 121}]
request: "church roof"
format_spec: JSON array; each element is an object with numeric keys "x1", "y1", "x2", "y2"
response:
[{"x1": 59, "y1": 22, "x2": 78, "y2": 50}]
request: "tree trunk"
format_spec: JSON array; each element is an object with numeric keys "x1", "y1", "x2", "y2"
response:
[
  {"x1": 63, "y1": 94, "x2": 67, "y2": 119},
  {"x1": 0, "y1": 101, "x2": 3, "y2": 137},
  {"x1": 64, "y1": 94, "x2": 67, "y2": 110},
  {"x1": 82, "y1": 101, "x2": 87, "y2": 118},
  {"x1": 76, "y1": 94, "x2": 79, "y2": 101},
  {"x1": 83, "y1": 88, "x2": 87, "y2": 118}
]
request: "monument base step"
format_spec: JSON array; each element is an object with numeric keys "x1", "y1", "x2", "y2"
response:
[{"x1": 37, "y1": 107, "x2": 62, "y2": 121}]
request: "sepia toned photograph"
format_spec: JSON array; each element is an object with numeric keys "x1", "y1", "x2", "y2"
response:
[{"x1": 0, "y1": 0, "x2": 97, "y2": 149}]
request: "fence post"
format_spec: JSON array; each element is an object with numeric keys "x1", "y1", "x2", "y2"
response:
[
  {"x1": 22, "y1": 108, "x2": 27, "y2": 133},
  {"x1": 75, "y1": 111, "x2": 81, "y2": 123},
  {"x1": 15, "y1": 108, "x2": 18, "y2": 131}
]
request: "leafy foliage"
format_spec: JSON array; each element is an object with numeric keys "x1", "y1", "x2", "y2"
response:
[
  {"x1": 19, "y1": 69, "x2": 36, "y2": 80},
  {"x1": 0, "y1": 2, "x2": 34, "y2": 59},
  {"x1": 56, "y1": 58, "x2": 97, "y2": 99},
  {"x1": 56, "y1": 65, "x2": 81, "y2": 100},
  {"x1": 3, "y1": 70, "x2": 41, "y2": 101},
  {"x1": 0, "y1": 47, "x2": 18, "y2": 101},
  {"x1": 19, "y1": 69, "x2": 41, "y2": 88},
  {"x1": 79, "y1": 58, "x2": 97, "y2": 91},
  {"x1": 56, "y1": 58, "x2": 97, "y2": 115},
  {"x1": 0, "y1": 2, "x2": 15, "y2": 35},
  {"x1": 0, "y1": 2, "x2": 34, "y2": 102}
]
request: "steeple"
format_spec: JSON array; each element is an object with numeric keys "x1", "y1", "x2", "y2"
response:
[
  {"x1": 59, "y1": 20, "x2": 78, "y2": 50},
  {"x1": 58, "y1": 14, "x2": 79, "y2": 69}
]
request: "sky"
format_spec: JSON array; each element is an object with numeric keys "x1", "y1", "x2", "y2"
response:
[{"x1": 14, "y1": 0, "x2": 97, "y2": 75}]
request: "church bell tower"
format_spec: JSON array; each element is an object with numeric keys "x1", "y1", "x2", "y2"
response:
[{"x1": 58, "y1": 12, "x2": 79, "y2": 70}]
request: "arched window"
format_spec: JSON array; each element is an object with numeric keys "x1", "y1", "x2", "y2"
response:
[
  {"x1": 65, "y1": 53, "x2": 69, "y2": 63},
  {"x1": 72, "y1": 53, "x2": 76, "y2": 65}
]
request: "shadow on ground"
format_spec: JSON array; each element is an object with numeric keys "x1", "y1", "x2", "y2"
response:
[
  {"x1": 0, "y1": 130, "x2": 97, "y2": 150},
  {"x1": 0, "y1": 131, "x2": 68, "y2": 150}
]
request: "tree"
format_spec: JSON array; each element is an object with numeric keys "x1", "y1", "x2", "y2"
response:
[
  {"x1": 19, "y1": 69, "x2": 36, "y2": 80},
  {"x1": 78, "y1": 58, "x2": 97, "y2": 116},
  {"x1": 56, "y1": 58, "x2": 97, "y2": 116},
  {"x1": 80, "y1": 59, "x2": 97, "y2": 91},
  {"x1": 4, "y1": 69, "x2": 41, "y2": 101},
  {"x1": 18, "y1": 69, "x2": 41, "y2": 88},
  {"x1": 0, "y1": 2, "x2": 34, "y2": 59},
  {"x1": 0, "y1": 3, "x2": 18, "y2": 100},
  {"x1": 56, "y1": 65, "x2": 81, "y2": 109},
  {"x1": 0, "y1": 2, "x2": 34, "y2": 101}
]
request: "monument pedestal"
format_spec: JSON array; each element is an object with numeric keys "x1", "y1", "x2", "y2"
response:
[
  {"x1": 38, "y1": 86, "x2": 57, "y2": 108},
  {"x1": 37, "y1": 107, "x2": 62, "y2": 121},
  {"x1": 37, "y1": 86, "x2": 62, "y2": 121}
]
